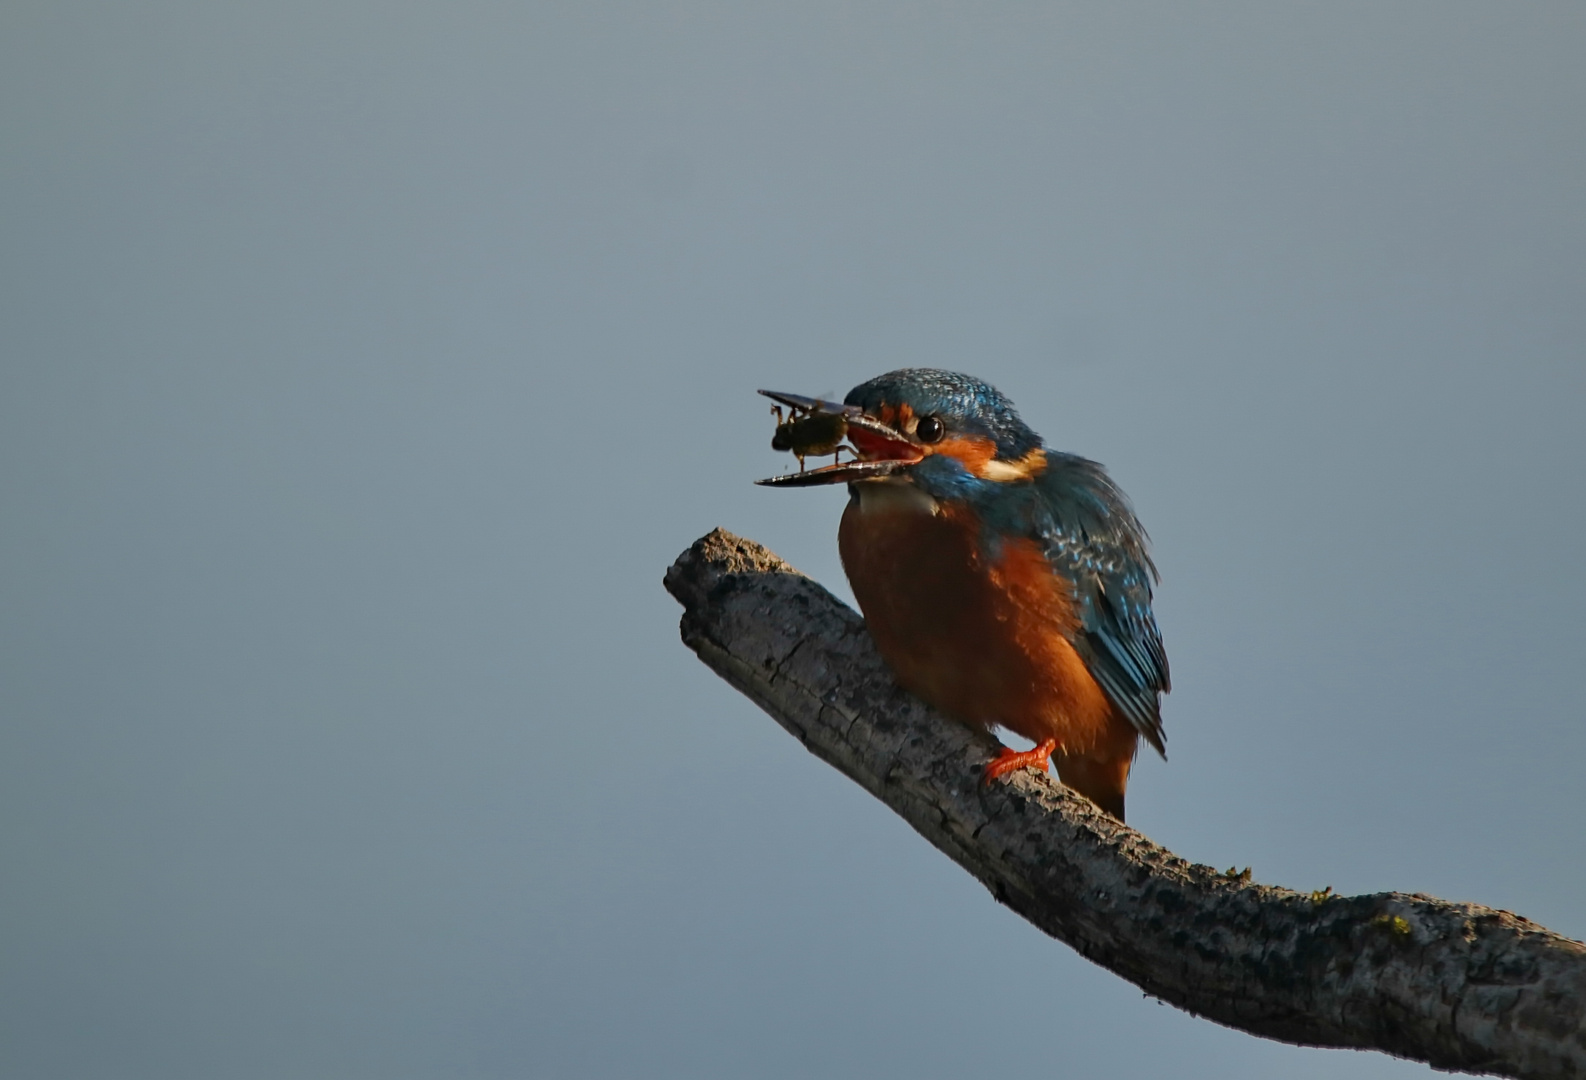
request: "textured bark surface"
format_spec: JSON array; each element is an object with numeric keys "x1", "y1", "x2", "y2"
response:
[{"x1": 664, "y1": 528, "x2": 1586, "y2": 1079}]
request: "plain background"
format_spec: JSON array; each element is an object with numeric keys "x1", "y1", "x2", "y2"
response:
[{"x1": 2, "y1": 2, "x2": 1583, "y2": 1077}]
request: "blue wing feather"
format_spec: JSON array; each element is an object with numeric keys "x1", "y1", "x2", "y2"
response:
[
  {"x1": 1031, "y1": 453, "x2": 1170, "y2": 754},
  {"x1": 890, "y1": 445, "x2": 1171, "y2": 754}
]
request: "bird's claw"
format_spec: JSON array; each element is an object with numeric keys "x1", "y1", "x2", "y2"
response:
[{"x1": 984, "y1": 738, "x2": 1059, "y2": 783}]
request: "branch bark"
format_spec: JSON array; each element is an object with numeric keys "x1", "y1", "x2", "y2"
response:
[{"x1": 664, "y1": 528, "x2": 1586, "y2": 1079}]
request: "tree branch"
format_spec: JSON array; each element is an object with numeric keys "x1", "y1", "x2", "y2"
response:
[{"x1": 664, "y1": 528, "x2": 1586, "y2": 1079}]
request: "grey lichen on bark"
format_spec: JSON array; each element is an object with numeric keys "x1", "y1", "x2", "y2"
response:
[{"x1": 664, "y1": 528, "x2": 1586, "y2": 1080}]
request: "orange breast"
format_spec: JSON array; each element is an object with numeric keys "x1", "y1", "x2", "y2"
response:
[{"x1": 838, "y1": 487, "x2": 1138, "y2": 816}]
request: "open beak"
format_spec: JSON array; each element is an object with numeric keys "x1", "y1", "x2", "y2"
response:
[{"x1": 754, "y1": 389, "x2": 924, "y2": 487}]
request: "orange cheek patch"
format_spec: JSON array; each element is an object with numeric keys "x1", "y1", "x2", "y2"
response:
[
  {"x1": 933, "y1": 435, "x2": 998, "y2": 475},
  {"x1": 940, "y1": 442, "x2": 1048, "y2": 482}
]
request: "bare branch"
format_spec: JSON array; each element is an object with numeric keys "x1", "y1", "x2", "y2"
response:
[{"x1": 664, "y1": 529, "x2": 1586, "y2": 1079}]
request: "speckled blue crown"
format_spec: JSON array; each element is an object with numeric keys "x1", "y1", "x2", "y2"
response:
[{"x1": 843, "y1": 368, "x2": 1042, "y2": 461}]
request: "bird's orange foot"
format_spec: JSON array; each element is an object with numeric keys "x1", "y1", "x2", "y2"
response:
[{"x1": 984, "y1": 739, "x2": 1058, "y2": 783}]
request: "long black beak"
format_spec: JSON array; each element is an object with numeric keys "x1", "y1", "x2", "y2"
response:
[
  {"x1": 755, "y1": 458, "x2": 913, "y2": 487},
  {"x1": 757, "y1": 389, "x2": 857, "y2": 416}
]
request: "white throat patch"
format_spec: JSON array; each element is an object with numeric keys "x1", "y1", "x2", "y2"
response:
[{"x1": 851, "y1": 477, "x2": 940, "y2": 517}]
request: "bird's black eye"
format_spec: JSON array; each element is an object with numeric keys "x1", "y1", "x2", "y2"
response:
[{"x1": 916, "y1": 416, "x2": 945, "y2": 443}]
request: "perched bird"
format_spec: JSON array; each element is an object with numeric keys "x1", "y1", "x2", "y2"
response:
[{"x1": 758, "y1": 370, "x2": 1168, "y2": 820}]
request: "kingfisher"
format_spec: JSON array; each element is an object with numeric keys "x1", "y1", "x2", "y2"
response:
[{"x1": 757, "y1": 369, "x2": 1168, "y2": 821}]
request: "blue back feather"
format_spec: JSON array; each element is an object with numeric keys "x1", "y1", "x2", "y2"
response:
[{"x1": 1032, "y1": 453, "x2": 1169, "y2": 754}]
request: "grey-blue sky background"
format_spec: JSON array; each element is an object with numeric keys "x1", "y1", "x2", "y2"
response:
[{"x1": 2, "y1": 3, "x2": 1583, "y2": 1077}]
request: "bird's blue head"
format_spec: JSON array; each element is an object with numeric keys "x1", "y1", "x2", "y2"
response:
[
  {"x1": 756, "y1": 369, "x2": 1045, "y2": 489},
  {"x1": 843, "y1": 368, "x2": 1042, "y2": 465}
]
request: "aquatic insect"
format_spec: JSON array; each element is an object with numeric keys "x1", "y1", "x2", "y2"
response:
[
  {"x1": 760, "y1": 390, "x2": 856, "y2": 471},
  {"x1": 770, "y1": 405, "x2": 849, "y2": 469}
]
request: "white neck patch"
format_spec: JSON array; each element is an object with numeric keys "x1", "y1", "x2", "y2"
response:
[{"x1": 852, "y1": 477, "x2": 940, "y2": 517}]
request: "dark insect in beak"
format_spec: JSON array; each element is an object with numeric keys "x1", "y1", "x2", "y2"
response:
[{"x1": 755, "y1": 389, "x2": 923, "y2": 486}]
